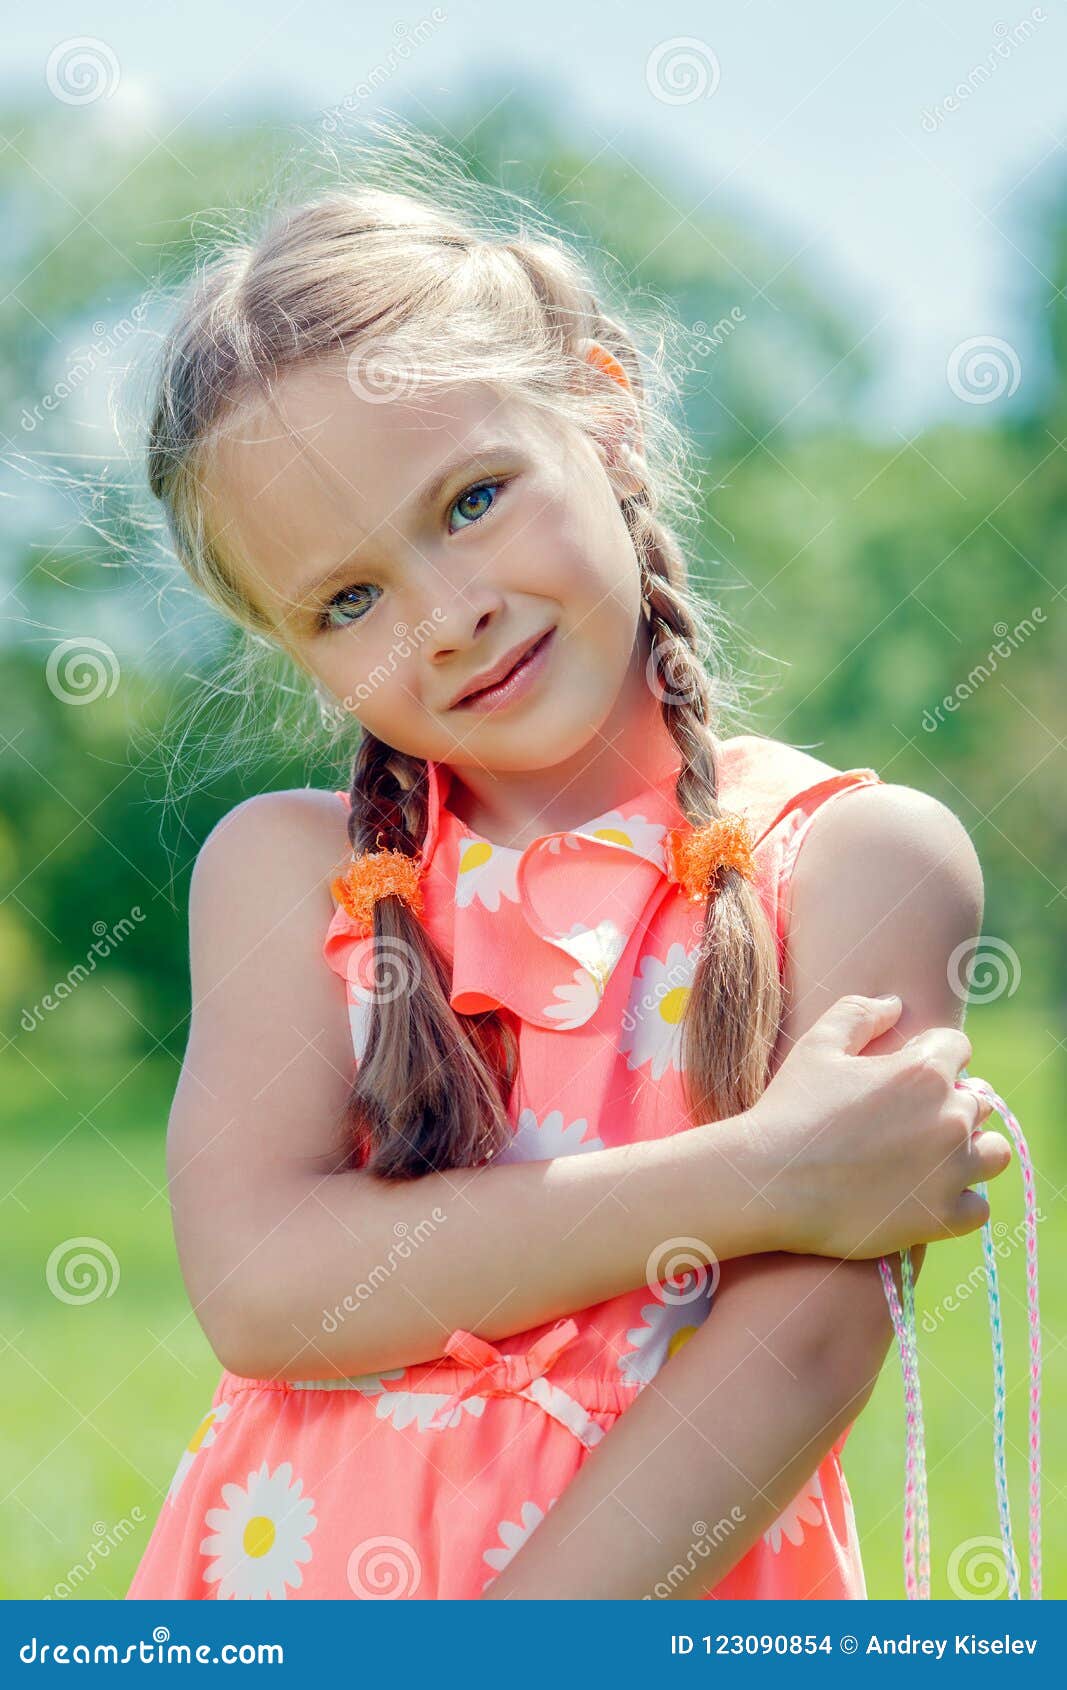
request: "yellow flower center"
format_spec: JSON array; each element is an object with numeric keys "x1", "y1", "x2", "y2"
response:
[
  {"x1": 591, "y1": 827, "x2": 634, "y2": 848},
  {"x1": 668, "y1": 1326, "x2": 698, "y2": 1358},
  {"x1": 658, "y1": 986, "x2": 690, "y2": 1024},
  {"x1": 242, "y1": 1515, "x2": 276, "y2": 1559},
  {"x1": 186, "y1": 1411, "x2": 216, "y2": 1453},
  {"x1": 459, "y1": 841, "x2": 493, "y2": 873}
]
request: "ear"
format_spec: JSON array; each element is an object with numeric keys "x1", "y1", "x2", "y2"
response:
[{"x1": 573, "y1": 337, "x2": 647, "y2": 496}]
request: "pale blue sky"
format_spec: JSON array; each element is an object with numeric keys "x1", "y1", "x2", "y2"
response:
[{"x1": 10, "y1": 0, "x2": 1067, "y2": 432}]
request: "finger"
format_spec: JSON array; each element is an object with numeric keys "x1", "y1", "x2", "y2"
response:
[
  {"x1": 904, "y1": 1026, "x2": 972, "y2": 1083},
  {"x1": 808, "y1": 993, "x2": 903, "y2": 1057},
  {"x1": 969, "y1": 1129, "x2": 1012, "y2": 1183},
  {"x1": 948, "y1": 1185, "x2": 992, "y2": 1237},
  {"x1": 957, "y1": 1083, "x2": 989, "y2": 1134}
]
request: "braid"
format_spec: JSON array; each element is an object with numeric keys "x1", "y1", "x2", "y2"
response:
[
  {"x1": 632, "y1": 518, "x2": 783, "y2": 1125},
  {"x1": 332, "y1": 731, "x2": 518, "y2": 1181}
]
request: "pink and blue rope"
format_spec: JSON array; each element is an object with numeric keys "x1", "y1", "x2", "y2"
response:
[{"x1": 877, "y1": 1074, "x2": 1041, "y2": 1601}]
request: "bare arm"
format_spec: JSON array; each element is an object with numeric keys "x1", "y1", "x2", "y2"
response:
[
  {"x1": 170, "y1": 789, "x2": 789, "y2": 1381},
  {"x1": 483, "y1": 782, "x2": 985, "y2": 1598}
]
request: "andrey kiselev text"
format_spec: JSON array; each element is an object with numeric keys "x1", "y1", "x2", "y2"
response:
[{"x1": 669, "y1": 1634, "x2": 1038, "y2": 1658}]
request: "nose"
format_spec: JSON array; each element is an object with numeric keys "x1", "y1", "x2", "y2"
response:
[{"x1": 424, "y1": 581, "x2": 506, "y2": 662}]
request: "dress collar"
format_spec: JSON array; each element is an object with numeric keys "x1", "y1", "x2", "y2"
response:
[
  {"x1": 325, "y1": 736, "x2": 880, "y2": 1033},
  {"x1": 423, "y1": 754, "x2": 690, "y2": 1030}
]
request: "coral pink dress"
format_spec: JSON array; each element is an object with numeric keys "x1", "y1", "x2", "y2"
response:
[{"x1": 127, "y1": 732, "x2": 883, "y2": 1601}]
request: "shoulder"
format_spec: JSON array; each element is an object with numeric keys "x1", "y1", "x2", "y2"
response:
[
  {"x1": 788, "y1": 780, "x2": 983, "y2": 923},
  {"x1": 780, "y1": 780, "x2": 985, "y2": 1038},
  {"x1": 189, "y1": 788, "x2": 352, "y2": 979},
  {"x1": 193, "y1": 786, "x2": 351, "y2": 889}
]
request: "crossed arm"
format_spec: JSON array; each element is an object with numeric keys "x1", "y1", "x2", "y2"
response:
[{"x1": 482, "y1": 782, "x2": 984, "y2": 1599}]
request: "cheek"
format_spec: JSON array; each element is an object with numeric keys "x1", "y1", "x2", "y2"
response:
[{"x1": 542, "y1": 494, "x2": 642, "y2": 619}]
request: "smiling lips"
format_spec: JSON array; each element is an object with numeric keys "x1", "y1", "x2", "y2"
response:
[
  {"x1": 450, "y1": 627, "x2": 555, "y2": 708},
  {"x1": 450, "y1": 627, "x2": 557, "y2": 712}
]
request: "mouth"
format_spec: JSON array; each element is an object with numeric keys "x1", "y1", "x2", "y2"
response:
[{"x1": 451, "y1": 627, "x2": 556, "y2": 711}]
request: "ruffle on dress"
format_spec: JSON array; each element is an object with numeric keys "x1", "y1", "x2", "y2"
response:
[{"x1": 322, "y1": 735, "x2": 881, "y2": 1036}]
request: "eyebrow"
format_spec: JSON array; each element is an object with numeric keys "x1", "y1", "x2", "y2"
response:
[{"x1": 292, "y1": 440, "x2": 518, "y2": 605}]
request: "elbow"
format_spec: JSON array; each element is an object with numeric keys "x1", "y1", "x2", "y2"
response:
[{"x1": 187, "y1": 1277, "x2": 281, "y2": 1382}]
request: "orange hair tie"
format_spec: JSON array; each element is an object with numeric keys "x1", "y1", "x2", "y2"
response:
[
  {"x1": 330, "y1": 848, "x2": 425, "y2": 934},
  {"x1": 667, "y1": 813, "x2": 758, "y2": 903}
]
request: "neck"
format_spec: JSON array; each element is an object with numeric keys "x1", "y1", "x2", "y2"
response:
[{"x1": 443, "y1": 621, "x2": 685, "y2": 850}]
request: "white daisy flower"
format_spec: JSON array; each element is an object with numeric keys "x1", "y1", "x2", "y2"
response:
[
  {"x1": 620, "y1": 942, "x2": 699, "y2": 1079},
  {"x1": 549, "y1": 918, "x2": 627, "y2": 996},
  {"x1": 493, "y1": 1106, "x2": 605, "y2": 1163},
  {"x1": 543, "y1": 967, "x2": 601, "y2": 1029},
  {"x1": 166, "y1": 1400, "x2": 233, "y2": 1506},
  {"x1": 578, "y1": 809, "x2": 668, "y2": 867},
  {"x1": 375, "y1": 1391, "x2": 487, "y2": 1433},
  {"x1": 481, "y1": 1497, "x2": 557, "y2": 1588},
  {"x1": 455, "y1": 839, "x2": 520, "y2": 910},
  {"x1": 763, "y1": 1469, "x2": 826, "y2": 1554},
  {"x1": 617, "y1": 1268, "x2": 714, "y2": 1388},
  {"x1": 200, "y1": 1460, "x2": 316, "y2": 1599}
]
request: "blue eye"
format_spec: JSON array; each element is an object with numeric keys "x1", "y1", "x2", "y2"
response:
[
  {"x1": 449, "y1": 479, "x2": 502, "y2": 532},
  {"x1": 316, "y1": 478, "x2": 506, "y2": 632},
  {"x1": 319, "y1": 583, "x2": 381, "y2": 631}
]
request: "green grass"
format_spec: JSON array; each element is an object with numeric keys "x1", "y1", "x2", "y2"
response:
[{"x1": 2, "y1": 1005, "x2": 1063, "y2": 1600}]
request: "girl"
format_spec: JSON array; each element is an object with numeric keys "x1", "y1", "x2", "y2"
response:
[{"x1": 125, "y1": 159, "x2": 1008, "y2": 1601}]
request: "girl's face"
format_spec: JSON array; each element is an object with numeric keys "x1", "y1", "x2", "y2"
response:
[{"x1": 200, "y1": 357, "x2": 658, "y2": 781}]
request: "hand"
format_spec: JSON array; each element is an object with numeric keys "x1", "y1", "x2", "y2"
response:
[{"x1": 742, "y1": 993, "x2": 1011, "y2": 1259}]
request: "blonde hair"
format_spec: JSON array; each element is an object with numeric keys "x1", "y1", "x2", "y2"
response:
[{"x1": 143, "y1": 120, "x2": 782, "y2": 1179}]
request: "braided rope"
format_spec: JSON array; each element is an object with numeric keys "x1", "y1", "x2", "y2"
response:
[
  {"x1": 877, "y1": 1252, "x2": 926, "y2": 1599},
  {"x1": 965, "y1": 1077, "x2": 1042, "y2": 1601},
  {"x1": 878, "y1": 1074, "x2": 1042, "y2": 1602},
  {"x1": 900, "y1": 1245, "x2": 931, "y2": 1597}
]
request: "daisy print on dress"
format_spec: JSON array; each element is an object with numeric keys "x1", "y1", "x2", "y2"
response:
[
  {"x1": 576, "y1": 808, "x2": 668, "y2": 869},
  {"x1": 166, "y1": 1399, "x2": 233, "y2": 1506},
  {"x1": 548, "y1": 918, "x2": 627, "y2": 997},
  {"x1": 481, "y1": 1497, "x2": 557, "y2": 1590},
  {"x1": 454, "y1": 839, "x2": 520, "y2": 911},
  {"x1": 620, "y1": 940, "x2": 699, "y2": 1080},
  {"x1": 543, "y1": 965, "x2": 602, "y2": 1030},
  {"x1": 763, "y1": 1468, "x2": 826, "y2": 1554},
  {"x1": 200, "y1": 1460, "x2": 316, "y2": 1599},
  {"x1": 617, "y1": 1268, "x2": 715, "y2": 1389},
  {"x1": 493, "y1": 1105, "x2": 606, "y2": 1164},
  {"x1": 377, "y1": 1390, "x2": 488, "y2": 1433}
]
